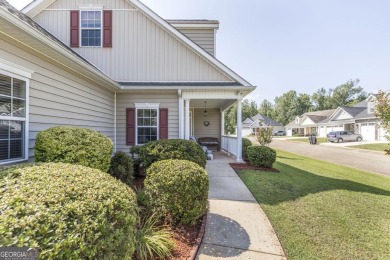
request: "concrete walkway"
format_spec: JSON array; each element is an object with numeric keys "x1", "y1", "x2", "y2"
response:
[{"x1": 196, "y1": 153, "x2": 286, "y2": 260}]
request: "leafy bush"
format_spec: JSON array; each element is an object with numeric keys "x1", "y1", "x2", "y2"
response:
[
  {"x1": 139, "y1": 139, "x2": 206, "y2": 169},
  {"x1": 35, "y1": 126, "x2": 113, "y2": 172},
  {"x1": 135, "y1": 187, "x2": 150, "y2": 211},
  {"x1": 130, "y1": 145, "x2": 143, "y2": 157},
  {"x1": 135, "y1": 214, "x2": 174, "y2": 260},
  {"x1": 0, "y1": 163, "x2": 138, "y2": 259},
  {"x1": 242, "y1": 138, "x2": 253, "y2": 160},
  {"x1": 256, "y1": 127, "x2": 273, "y2": 146},
  {"x1": 247, "y1": 146, "x2": 277, "y2": 168},
  {"x1": 144, "y1": 160, "x2": 209, "y2": 225},
  {"x1": 109, "y1": 151, "x2": 134, "y2": 185}
]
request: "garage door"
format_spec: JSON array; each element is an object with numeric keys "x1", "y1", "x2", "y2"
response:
[
  {"x1": 319, "y1": 127, "x2": 327, "y2": 137},
  {"x1": 333, "y1": 125, "x2": 344, "y2": 132},
  {"x1": 361, "y1": 123, "x2": 376, "y2": 141},
  {"x1": 379, "y1": 127, "x2": 386, "y2": 141}
]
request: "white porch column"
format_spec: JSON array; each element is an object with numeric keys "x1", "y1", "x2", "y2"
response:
[
  {"x1": 236, "y1": 97, "x2": 243, "y2": 163},
  {"x1": 221, "y1": 110, "x2": 225, "y2": 136},
  {"x1": 179, "y1": 95, "x2": 184, "y2": 139},
  {"x1": 184, "y1": 99, "x2": 190, "y2": 140}
]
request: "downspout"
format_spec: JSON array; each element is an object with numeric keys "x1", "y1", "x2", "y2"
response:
[{"x1": 114, "y1": 91, "x2": 117, "y2": 152}]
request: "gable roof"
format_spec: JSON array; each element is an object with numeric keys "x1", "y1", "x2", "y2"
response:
[
  {"x1": 0, "y1": 0, "x2": 120, "y2": 90},
  {"x1": 241, "y1": 114, "x2": 283, "y2": 128},
  {"x1": 251, "y1": 114, "x2": 283, "y2": 127},
  {"x1": 22, "y1": 0, "x2": 253, "y2": 87}
]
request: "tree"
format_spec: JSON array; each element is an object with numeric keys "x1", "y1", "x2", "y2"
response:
[
  {"x1": 328, "y1": 79, "x2": 366, "y2": 108},
  {"x1": 258, "y1": 99, "x2": 275, "y2": 118},
  {"x1": 273, "y1": 90, "x2": 300, "y2": 125},
  {"x1": 242, "y1": 99, "x2": 258, "y2": 121},
  {"x1": 312, "y1": 88, "x2": 332, "y2": 111},
  {"x1": 257, "y1": 127, "x2": 273, "y2": 146},
  {"x1": 295, "y1": 93, "x2": 313, "y2": 115},
  {"x1": 374, "y1": 91, "x2": 390, "y2": 155}
]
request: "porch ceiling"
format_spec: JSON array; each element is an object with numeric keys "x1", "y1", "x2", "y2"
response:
[{"x1": 190, "y1": 99, "x2": 236, "y2": 109}]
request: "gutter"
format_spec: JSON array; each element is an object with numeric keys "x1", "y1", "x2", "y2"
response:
[{"x1": 119, "y1": 85, "x2": 256, "y2": 92}]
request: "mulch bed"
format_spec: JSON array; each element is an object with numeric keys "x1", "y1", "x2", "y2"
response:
[
  {"x1": 171, "y1": 216, "x2": 205, "y2": 259},
  {"x1": 229, "y1": 162, "x2": 279, "y2": 173}
]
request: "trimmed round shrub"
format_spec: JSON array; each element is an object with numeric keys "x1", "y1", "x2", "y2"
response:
[
  {"x1": 0, "y1": 163, "x2": 138, "y2": 259},
  {"x1": 109, "y1": 151, "x2": 134, "y2": 185},
  {"x1": 144, "y1": 159, "x2": 209, "y2": 225},
  {"x1": 35, "y1": 126, "x2": 113, "y2": 172},
  {"x1": 247, "y1": 146, "x2": 277, "y2": 168},
  {"x1": 242, "y1": 138, "x2": 253, "y2": 160},
  {"x1": 139, "y1": 139, "x2": 206, "y2": 169}
]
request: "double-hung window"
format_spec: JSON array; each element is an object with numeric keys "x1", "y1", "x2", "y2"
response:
[
  {"x1": 80, "y1": 10, "x2": 102, "y2": 47},
  {"x1": 135, "y1": 104, "x2": 159, "y2": 145},
  {"x1": 0, "y1": 73, "x2": 27, "y2": 164}
]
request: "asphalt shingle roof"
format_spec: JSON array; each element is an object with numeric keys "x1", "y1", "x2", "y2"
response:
[{"x1": 250, "y1": 114, "x2": 283, "y2": 127}]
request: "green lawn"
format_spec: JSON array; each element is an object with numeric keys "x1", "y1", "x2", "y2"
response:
[
  {"x1": 239, "y1": 150, "x2": 390, "y2": 260},
  {"x1": 351, "y1": 143, "x2": 389, "y2": 152},
  {"x1": 287, "y1": 137, "x2": 329, "y2": 143}
]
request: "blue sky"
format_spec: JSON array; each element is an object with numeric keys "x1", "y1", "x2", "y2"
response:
[{"x1": 9, "y1": 0, "x2": 390, "y2": 103}]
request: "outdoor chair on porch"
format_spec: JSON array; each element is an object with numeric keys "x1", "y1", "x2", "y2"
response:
[
  {"x1": 190, "y1": 136, "x2": 213, "y2": 160},
  {"x1": 197, "y1": 137, "x2": 220, "y2": 151}
]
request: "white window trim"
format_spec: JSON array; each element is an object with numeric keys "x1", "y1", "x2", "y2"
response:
[
  {"x1": 368, "y1": 102, "x2": 375, "y2": 114},
  {"x1": 134, "y1": 103, "x2": 160, "y2": 145},
  {"x1": 0, "y1": 67, "x2": 30, "y2": 165},
  {"x1": 80, "y1": 10, "x2": 103, "y2": 48}
]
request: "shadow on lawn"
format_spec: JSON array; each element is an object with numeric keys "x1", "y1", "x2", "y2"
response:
[{"x1": 243, "y1": 162, "x2": 390, "y2": 205}]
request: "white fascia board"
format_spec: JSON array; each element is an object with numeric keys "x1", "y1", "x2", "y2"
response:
[
  {"x1": 127, "y1": 0, "x2": 253, "y2": 87},
  {"x1": 170, "y1": 23, "x2": 219, "y2": 29},
  {"x1": 366, "y1": 94, "x2": 377, "y2": 102},
  {"x1": 327, "y1": 107, "x2": 343, "y2": 121},
  {"x1": 0, "y1": 9, "x2": 121, "y2": 91},
  {"x1": 120, "y1": 85, "x2": 256, "y2": 92},
  {"x1": 23, "y1": 0, "x2": 56, "y2": 18}
]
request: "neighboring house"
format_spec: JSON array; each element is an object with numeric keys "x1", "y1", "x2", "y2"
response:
[
  {"x1": 239, "y1": 114, "x2": 284, "y2": 136},
  {"x1": 0, "y1": 0, "x2": 255, "y2": 165},
  {"x1": 286, "y1": 92, "x2": 389, "y2": 141},
  {"x1": 286, "y1": 109, "x2": 336, "y2": 136}
]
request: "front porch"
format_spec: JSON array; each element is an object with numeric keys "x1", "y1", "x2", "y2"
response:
[{"x1": 179, "y1": 90, "x2": 248, "y2": 162}]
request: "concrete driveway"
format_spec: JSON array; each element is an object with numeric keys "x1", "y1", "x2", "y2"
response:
[{"x1": 269, "y1": 139, "x2": 390, "y2": 176}]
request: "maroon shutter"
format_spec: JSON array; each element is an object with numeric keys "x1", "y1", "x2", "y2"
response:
[
  {"x1": 126, "y1": 108, "x2": 136, "y2": 145},
  {"x1": 159, "y1": 108, "x2": 168, "y2": 140},
  {"x1": 70, "y1": 10, "x2": 79, "y2": 48},
  {"x1": 103, "y1": 10, "x2": 112, "y2": 48}
]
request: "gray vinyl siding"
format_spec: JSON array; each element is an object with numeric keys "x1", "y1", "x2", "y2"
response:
[
  {"x1": 193, "y1": 108, "x2": 221, "y2": 140},
  {"x1": 176, "y1": 28, "x2": 215, "y2": 56},
  {"x1": 0, "y1": 38, "x2": 115, "y2": 160},
  {"x1": 116, "y1": 91, "x2": 179, "y2": 152},
  {"x1": 33, "y1": 0, "x2": 232, "y2": 82}
]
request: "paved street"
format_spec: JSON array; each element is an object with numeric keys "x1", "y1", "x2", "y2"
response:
[{"x1": 269, "y1": 139, "x2": 390, "y2": 176}]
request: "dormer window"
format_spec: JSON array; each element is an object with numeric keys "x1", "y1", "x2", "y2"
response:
[
  {"x1": 80, "y1": 11, "x2": 102, "y2": 47},
  {"x1": 368, "y1": 101, "x2": 375, "y2": 114},
  {"x1": 70, "y1": 10, "x2": 112, "y2": 48}
]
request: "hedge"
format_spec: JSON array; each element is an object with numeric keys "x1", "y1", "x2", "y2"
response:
[
  {"x1": 138, "y1": 139, "x2": 206, "y2": 169},
  {"x1": 242, "y1": 138, "x2": 253, "y2": 160},
  {"x1": 35, "y1": 126, "x2": 113, "y2": 172},
  {"x1": 144, "y1": 160, "x2": 209, "y2": 225},
  {"x1": 108, "y1": 151, "x2": 134, "y2": 185},
  {"x1": 247, "y1": 146, "x2": 277, "y2": 168},
  {"x1": 0, "y1": 163, "x2": 138, "y2": 259}
]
